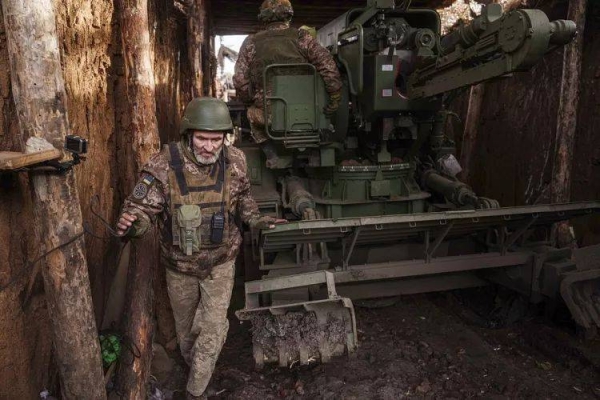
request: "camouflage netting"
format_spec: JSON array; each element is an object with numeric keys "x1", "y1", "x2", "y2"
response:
[{"x1": 250, "y1": 311, "x2": 350, "y2": 363}]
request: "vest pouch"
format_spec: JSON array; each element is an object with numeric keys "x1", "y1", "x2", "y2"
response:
[{"x1": 177, "y1": 205, "x2": 202, "y2": 256}]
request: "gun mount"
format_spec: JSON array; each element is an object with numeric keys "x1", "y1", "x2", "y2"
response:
[{"x1": 232, "y1": 1, "x2": 598, "y2": 369}]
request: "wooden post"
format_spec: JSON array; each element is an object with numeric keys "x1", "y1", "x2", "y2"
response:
[
  {"x1": 187, "y1": 0, "x2": 212, "y2": 97},
  {"x1": 203, "y1": 0, "x2": 215, "y2": 97},
  {"x1": 117, "y1": 233, "x2": 159, "y2": 398},
  {"x1": 188, "y1": 0, "x2": 206, "y2": 97},
  {"x1": 1, "y1": 1, "x2": 106, "y2": 399},
  {"x1": 210, "y1": 35, "x2": 218, "y2": 97},
  {"x1": 115, "y1": 0, "x2": 161, "y2": 398},
  {"x1": 550, "y1": 0, "x2": 587, "y2": 247},
  {"x1": 117, "y1": 0, "x2": 162, "y2": 182},
  {"x1": 459, "y1": 83, "x2": 486, "y2": 183}
]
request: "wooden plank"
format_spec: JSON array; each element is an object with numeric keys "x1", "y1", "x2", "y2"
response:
[{"x1": 0, "y1": 148, "x2": 61, "y2": 170}]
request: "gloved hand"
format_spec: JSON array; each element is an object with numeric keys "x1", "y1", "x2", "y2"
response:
[
  {"x1": 251, "y1": 215, "x2": 287, "y2": 230},
  {"x1": 323, "y1": 91, "x2": 342, "y2": 116},
  {"x1": 116, "y1": 211, "x2": 150, "y2": 237}
]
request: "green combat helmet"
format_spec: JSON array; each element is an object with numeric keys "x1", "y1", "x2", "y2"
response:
[
  {"x1": 299, "y1": 25, "x2": 317, "y2": 39},
  {"x1": 258, "y1": 0, "x2": 294, "y2": 23},
  {"x1": 179, "y1": 97, "x2": 233, "y2": 163},
  {"x1": 179, "y1": 97, "x2": 233, "y2": 135}
]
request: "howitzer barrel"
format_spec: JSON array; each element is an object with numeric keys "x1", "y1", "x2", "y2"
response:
[
  {"x1": 439, "y1": 3, "x2": 503, "y2": 55},
  {"x1": 439, "y1": 5, "x2": 576, "y2": 55},
  {"x1": 549, "y1": 20, "x2": 577, "y2": 45},
  {"x1": 407, "y1": 5, "x2": 577, "y2": 99}
]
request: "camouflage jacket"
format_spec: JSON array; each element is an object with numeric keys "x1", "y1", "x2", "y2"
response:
[
  {"x1": 233, "y1": 22, "x2": 342, "y2": 107},
  {"x1": 122, "y1": 144, "x2": 261, "y2": 278}
]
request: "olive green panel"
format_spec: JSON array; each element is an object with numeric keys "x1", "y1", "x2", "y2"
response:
[
  {"x1": 360, "y1": 55, "x2": 440, "y2": 119},
  {"x1": 319, "y1": 148, "x2": 336, "y2": 167},
  {"x1": 305, "y1": 163, "x2": 429, "y2": 218},
  {"x1": 271, "y1": 74, "x2": 329, "y2": 133},
  {"x1": 337, "y1": 24, "x2": 363, "y2": 95},
  {"x1": 317, "y1": 198, "x2": 427, "y2": 219},
  {"x1": 371, "y1": 179, "x2": 391, "y2": 197},
  {"x1": 310, "y1": 163, "x2": 422, "y2": 201},
  {"x1": 244, "y1": 146, "x2": 263, "y2": 185}
]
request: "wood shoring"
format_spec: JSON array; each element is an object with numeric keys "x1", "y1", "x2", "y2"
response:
[
  {"x1": 117, "y1": 232, "x2": 159, "y2": 397},
  {"x1": 550, "y1": 0, "x2": 587, "y2": 247},
  {"x1": 459, "y1": 83, "x2": 486, "y2": 184},
  {"x1": 188, "y1": 0, "x2": 206, "y2": 97},
  {"x1": 1, "y1": 1, "x2": 106, "y2": 398},
  {"x1": 115, "y1": 0, "x2": 161, "y2": 397},
  {"x1": 205, "y1": 0, "x2": 216, "y2": 97}
]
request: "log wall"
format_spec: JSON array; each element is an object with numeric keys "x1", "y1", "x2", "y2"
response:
[
  {"x1": 452, "y1": 0, "x2": 600, "y2": 245},
  {"x1": 0, "y1": 0, "x2": 192, "y2": 396},
  {"x1": 0, "y1": 7, "x2": 54, "y2": 397},
  {"x1": 571, "y1": 1, "x2": 600, "y2": 245}
]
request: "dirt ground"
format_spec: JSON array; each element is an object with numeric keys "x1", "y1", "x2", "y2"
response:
[{"x1": 152, "y1": 286, "x2": 600, "y2": 400}]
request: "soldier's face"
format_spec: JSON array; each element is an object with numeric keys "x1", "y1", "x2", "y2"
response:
[{"x1": 191, "y1": 131, "x2": 224, "y2": 164}]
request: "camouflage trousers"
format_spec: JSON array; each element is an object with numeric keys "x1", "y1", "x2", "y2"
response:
[
  {"x1": 247, "y1": 105, "x2": 268, "y2": 143},
  {"x1": 165, "y1": 260, "x2": 235, "y2": 396}
]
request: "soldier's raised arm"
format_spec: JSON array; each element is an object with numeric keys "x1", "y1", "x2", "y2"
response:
[{"x1": 117, "y1": 160, "x2": 168, "y2": 237}]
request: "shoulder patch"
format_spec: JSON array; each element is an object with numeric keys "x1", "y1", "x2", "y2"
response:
[
  {"x1": 133, "y1": 182, "x2": 149, "y2": 199},
  {"x1": 142, "y1": 174, "x2": 155, "y2": 185},
  {"x1": 132, "y1": 174, "x2": 156, "y2": 200}
]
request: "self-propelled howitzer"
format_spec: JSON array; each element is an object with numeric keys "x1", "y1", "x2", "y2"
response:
[{"x1": 232, "y1": 1, "x2": 599, "y2": 369}]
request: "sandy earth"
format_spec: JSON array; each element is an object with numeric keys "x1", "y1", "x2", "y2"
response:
[{"x1": 152, "y1": 287, "x2": 600, "y2": 399}]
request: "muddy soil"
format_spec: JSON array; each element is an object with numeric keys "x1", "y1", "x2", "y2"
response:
[{"x1": 204, "y1": 289, "x2": 600, "y2": 400}]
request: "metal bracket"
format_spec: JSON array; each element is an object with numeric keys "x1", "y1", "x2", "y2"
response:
[
  {"x1": 343, "y1": 227, "x2": 361, "y2": 269},
  {"x1": 502, "y1": 216, "x2": 536, "y2": 255},
  {"x1": 424, "y1": 221, "x2": 454, "y2": 263}
]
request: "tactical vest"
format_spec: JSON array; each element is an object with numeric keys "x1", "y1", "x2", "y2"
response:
[
  {"x1": 250, "y1": 27, "x2": 306, "y2": 91},
  {"x1": 166, "y1": 142, "x2": 231, "y2": 254}
]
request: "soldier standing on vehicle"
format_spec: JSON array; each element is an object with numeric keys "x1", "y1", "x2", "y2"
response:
[
  {"x1": 115, "y1": 97, "x2": 284, "y2": 400},
  {"x1": 233, "y1": 0, "x2": 343, "y2": 167}
]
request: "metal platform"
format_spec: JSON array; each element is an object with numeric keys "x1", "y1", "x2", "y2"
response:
[{"x1": 260, "y1": 202, "x2": 600, "y2": 253}]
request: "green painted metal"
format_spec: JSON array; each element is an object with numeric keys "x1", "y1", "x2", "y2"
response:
[
  {"x1": 179, "y1": 97, "x2": 233, "y2": 134},
  {"x1": 232, "y1": 2, "x2": 598, "y2": 366},
  {"x1": 408, "y1": 6, "x2": 576, "y2": 98},
  {"x1": 260, "y1": 201, "x2": 600, "y2": 250},
  {"x1": 263, "y1": 63, "x2": 329, "y2": 148},
  {"x1": 337, "y1": 23, "x2": 364, "y2": 95}
]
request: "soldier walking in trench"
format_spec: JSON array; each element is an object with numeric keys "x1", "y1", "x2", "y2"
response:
[
  {"x1": 233, "y1": 0, "x2": 343, "y2": 167},
  {"x1": 116, "y1": 97, "x2": 284, "y2": 399}
]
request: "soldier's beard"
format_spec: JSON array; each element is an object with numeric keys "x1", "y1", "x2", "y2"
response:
[{"x1": 194, "y1": 146, "x2": 222, "y2": 165}]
